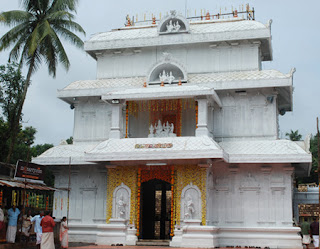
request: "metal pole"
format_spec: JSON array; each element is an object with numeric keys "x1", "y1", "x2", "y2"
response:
[
  {"x1": 67, "y1": 157, "x2": 71, "y2": 225},
  {"x1": 317, "y1": 118, "x2": 320, "y2": 234}
]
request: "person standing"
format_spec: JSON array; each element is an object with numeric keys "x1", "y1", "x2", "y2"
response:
[
  {"x1": 0, "y1": 206, "x2": 5, "y2": 242},
  {"x1": 40, "y1": 211, "x2": 55, "y2": 249},
  {"x1": 6, "y1": 205, "x2": 20, "y2": 243},
  {"x1": 301, "y1": 217, "x2": 311, "y2": 249},
  {"x1": 21, "y1": 209, "x2": 32, "y2": 237},
  {"x1": 310, "y1": 217, "x2": 319, "y2": 249},
  {"x1": 31, "y1": 211, "x2": 44, "y2": 249},
  {"x1": 60, "y1": 216, "x2": 69, "y2": 249}
]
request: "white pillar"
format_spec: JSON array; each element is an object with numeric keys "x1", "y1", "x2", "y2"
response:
[
  {"x1": 196, "y1": 98, "x2": 209, "y2": 137},
  {"x1": 109, "y1": 103, "x2": 122, "y2": 139}
]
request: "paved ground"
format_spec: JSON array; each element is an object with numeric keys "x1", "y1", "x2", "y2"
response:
[{"x1": 0, "y1": 242, "x2": 317, "y2": 249}]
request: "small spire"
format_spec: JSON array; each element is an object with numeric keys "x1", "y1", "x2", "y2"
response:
[
  {"x1": 143, "y1": 82, "x2": 147, "y2": 87},
  {"x1": 161, "y1": 81, "x2": 164, "y2": 87}
]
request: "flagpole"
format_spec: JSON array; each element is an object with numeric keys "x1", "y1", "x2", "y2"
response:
[{"x1": 67, "y1": 157, "x2": 71, "y2": 224}]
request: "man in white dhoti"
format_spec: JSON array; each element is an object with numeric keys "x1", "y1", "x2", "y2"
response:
[
  {"x1": 31, "y1": 211, "x2": 44, "y2": 249},
  {"x1": 6, "y1": 205, "x2": 20, "y2": 243},
  {"x1": 40, "y1": 211, "x2": 55, "y2": 249}
]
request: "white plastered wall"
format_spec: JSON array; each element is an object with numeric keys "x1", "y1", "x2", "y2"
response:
[
  {"x1": 96, "y1": 43, "x2": 260, "y2": 79},
  {"x1": 206, "y1": 162, "x2": 294, "y2": 227}
]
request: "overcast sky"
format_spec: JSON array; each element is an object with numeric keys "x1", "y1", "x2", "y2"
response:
[{"x1": 0, "y1": 0, "x2": 319, "y2": 145}]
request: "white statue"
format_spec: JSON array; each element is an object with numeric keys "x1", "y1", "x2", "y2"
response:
[
  {"x1": 159, "y1": 69, "x2": 167, "y2": 82},
  {"x1": 149, "y1": 120, "x2": 176, "y2": 137},
  {"x1": 117, "y1": 194, "x2": 126, "y2": 219},
  {"x1": 158, "y1": 69, "x2": 175, "y2": 83},
  {"x1": 184, "y1": 194, "x2": 195, "y2": 219},
  {"x1": 155, "y1": 120, "x2": 163, "y2": 136},
  {"x1": 168, "y1": 71, "x2": 175, "y2": 84},
  {"x1": 163, "y1": 121, "x2": 170, "y2": 137},
  {"x1": 169, "y1": 123, "x2": 174, "y2": 136},
  {"x1": 166, "y1": 20, "x2": 174, "y2": 32},
  {"x1": 148, "y1": 124, "x2": 154, "y2": 138},
  {"x1": 174, "y1": 21, "x2": 181, "y2": 32},
  {"x1": 166, "y1": 19, "x2": 181, "y2": 33}
]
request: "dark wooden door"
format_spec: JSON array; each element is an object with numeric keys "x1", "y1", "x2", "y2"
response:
[{"x1": 141, "y1": 179, "x2": 171, "y2": 240}]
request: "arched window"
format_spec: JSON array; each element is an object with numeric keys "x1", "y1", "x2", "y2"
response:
[
  {"x1": 158, "y1": 10, "x2": 190, "y2": 35},
  {"x1": 148, "y1": 61, "x2": 187, "y2": 85}
]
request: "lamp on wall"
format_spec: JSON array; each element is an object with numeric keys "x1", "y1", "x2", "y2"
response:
[
  {"x1": 266, "y1": 96, "x2": 274, "y2": 104},
  {"x1": 111, "y1": 99, "x2": 120, "y2": 104}
]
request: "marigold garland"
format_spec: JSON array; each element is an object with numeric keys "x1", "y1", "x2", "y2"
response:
[
  {"x1": 174, "y1": 165, "x2": 207, "y2": 226},
  {"x1": 106, "y1": 167, "x2": 138, "y2": 225},
  {"x1": 125, "y1": 102, "x2": 129, "y2": 138}
]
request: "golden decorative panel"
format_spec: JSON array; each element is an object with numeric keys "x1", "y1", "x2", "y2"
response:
[
  {"x1": 106, "y1": 167, "x2": 138, "y2": 224},
  {"x1": 174, "y1": 165, "x2": 207, "y2": 226}
]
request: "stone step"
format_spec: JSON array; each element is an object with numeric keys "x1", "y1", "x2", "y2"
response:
[{"x1": 136, "y1": 240, "x2": 170, "y2": 246}]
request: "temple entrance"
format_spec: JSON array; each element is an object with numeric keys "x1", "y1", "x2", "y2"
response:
[{"x1": 140, "y1": 179, "x2": 171, "y2": 240}]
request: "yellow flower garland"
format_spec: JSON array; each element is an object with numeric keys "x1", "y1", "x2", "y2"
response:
[{"x1": 106, "y1": 167, "x2": 138, "y2": 224}]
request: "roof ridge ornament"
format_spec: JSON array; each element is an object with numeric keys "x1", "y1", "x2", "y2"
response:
[
  {"x1": 290, "y1": 67, "x2": 296, "y2": 76},
  {"x1": 170, "y1": 10, "x2": 177, "y2": 17}
]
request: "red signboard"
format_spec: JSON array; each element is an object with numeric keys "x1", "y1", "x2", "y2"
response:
[{"x1": 14, "y1": 160, "x2": 45, "y2": 182}]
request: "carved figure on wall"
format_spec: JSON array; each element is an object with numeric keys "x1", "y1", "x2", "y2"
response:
[
  {"x1": 148, "y1": 120, "x2": 176, "y2": 137},
  {"x1": 158, "y1": 70, "x2": 175, "y2": 84},
  {"x1": 181, "y1": 183, "x2": 201, "y2": 221},
  {"x1": 168, "y1": 71, "x2": 175, "y2": 84},
  {"x1": 166, "y1": 20, "x2": 174, "y2": 32},
  {"x1": 117, "y1": 193, "x2": 127, "y2": 218},
  {"x1": 184, "y1": 194, "x2": 195, "y2": 219},
  {"x1": 149, "y1": 124, "x2": 154, "y2": 138},
  {"x1": 166, "y1": 20, "x2": 181, "y2": 33},
  {"x1": 169, "y1": 123, "x2": 174, "y2": 135},
  {"x1": 112, "y1": 183, "x2": 131, "y2": 220}
]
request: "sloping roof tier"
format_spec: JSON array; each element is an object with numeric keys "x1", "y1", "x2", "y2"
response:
[
  {"x1": 33, "y1": 144, "x2": 97, "y2": 165},
  {"x1": 58, "y1": 69, "x2": 292, "y2": 110},
  {"x1": 86, "y1": 137, "x2": 225, "y2": 161},
  {"x1": 220, "y1": 140, "x2": 312, "y2": 164},
  {"x1": 33, "y1": 138, "x2": 311, "y2": 169},
  {"x1": 85, "y1": 19, "x2": 271, "y2": 60},
  {"x1": 102, "y1": 85, "x2": 222, "y2": 106},
  {"x1": 60, "y1": 70, "x2": 290, "y2": 93}
]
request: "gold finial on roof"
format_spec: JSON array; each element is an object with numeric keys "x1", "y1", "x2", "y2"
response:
[
  {"x1": 143, "y1": 82, "x2": 147, "y2": 88},
  {"x1": 161, "y1": 81, "x2": 164, "y2": 87}
]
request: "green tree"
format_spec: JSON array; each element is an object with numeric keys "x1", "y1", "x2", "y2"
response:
[
  {"x1": 31, "y1": 143, "x2": 54, "y2": 158},
  {"x1": 0, "y1": 0, "x2": 85, "y2": 162},
  {"x1": 286, "y1": 129, "x2": 302, "y2": 141},
  {"x1": 66, "y1": 136, "x2": 73, "y2": 144},
  {"x1": 296, "y1": 135, "x2": 318, "y2": 184},
  {"x1": 0, "y1": 63, "x2": 26, "y2": 161}
]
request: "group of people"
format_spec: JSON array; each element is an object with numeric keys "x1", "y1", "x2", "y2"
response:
[
  {"x1": 0, "y1": 205, "x2": 69, "y2": 249},
  {"x1": 300, "y1": 217, "x2": 319, "y2": 249}
]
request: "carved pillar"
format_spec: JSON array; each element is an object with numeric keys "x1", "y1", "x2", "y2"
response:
[
  {"x1": 195, "y1": 98, "x2": 209, "y2": 137},
  {"x1": 109, "y1": 101, "x2": 124, "y2": 139}
]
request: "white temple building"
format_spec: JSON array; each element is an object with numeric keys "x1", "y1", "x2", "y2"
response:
[{"x1": 33, "y1": 8, "x2": 312, "y2": 248}]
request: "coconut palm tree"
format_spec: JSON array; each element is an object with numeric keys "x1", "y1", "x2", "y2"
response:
[
  {"x1": 286, "y1": 129, "x2": 302, "y2": 141},
  {"x1": 0, "y1": 0, "x2": 85, "y2": 162}
]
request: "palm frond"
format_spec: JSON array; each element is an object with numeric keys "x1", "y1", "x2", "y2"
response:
[
  {"x1": 0, "y1": 10, "x2": 33, "y2": 26},
  {"x1": 50, "y1": 0, "x2": 79, "y2": 13},
  {"x1": 52, "y1": 25, "x2": 84, "y2": 48},
  {"x1": 52, "y1": 19, "x2": 85, "y2": 35},
  {"x1": 0, "y1": 22, "x2": 30, "y2": 52}
]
